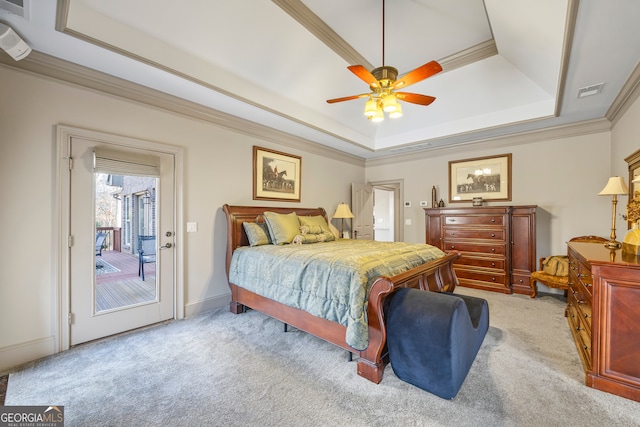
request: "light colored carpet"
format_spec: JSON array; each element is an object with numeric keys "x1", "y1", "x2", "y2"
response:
[{"x1": 5, "y1": 288, "x2": 640, "y2": 426}]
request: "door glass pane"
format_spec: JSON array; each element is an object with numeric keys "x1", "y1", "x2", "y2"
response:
[{"x1": 95, "y1": 172, "x2": 158, "y2": 313}]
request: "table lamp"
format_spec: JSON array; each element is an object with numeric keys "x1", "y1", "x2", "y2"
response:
[
  {"x1": 598, "y1": 176, "x2": 629, "y2": 249},
  {"x1": 333, "y1": 203, "x2": 354, "y2": 238}
]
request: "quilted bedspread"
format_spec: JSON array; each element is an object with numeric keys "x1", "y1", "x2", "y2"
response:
[{"x1": 228, "y1": 239, "x2": 445, "y2": 350}]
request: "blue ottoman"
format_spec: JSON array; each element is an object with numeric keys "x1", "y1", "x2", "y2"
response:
[{"x1": 386, "y1": 288, "x2": 489, "y2": 399}]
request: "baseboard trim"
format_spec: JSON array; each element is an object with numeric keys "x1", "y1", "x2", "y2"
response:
[
  {"x1": 0, "y1": 336, "x2": 56, "y2": 373},
  {"x1": 184, "y1": 294, "x2": 230, "y2": 317}
]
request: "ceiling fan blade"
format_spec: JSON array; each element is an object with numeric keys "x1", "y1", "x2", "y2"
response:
[
  {"x1": 326, "y1": 94, "x2": 370, "y2": 104},
  {"x1": 348, "y1": 65, "x2": 380, "y2": 90},
  {"x1": 393, "y1": 60, "x2": 442, "y2": 89},
  {"x1": 395, "y1": 92, "x2": 436, "y2": 106}
]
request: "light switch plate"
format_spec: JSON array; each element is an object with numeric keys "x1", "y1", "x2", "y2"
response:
[{"x1": 186, "y1": 222, "x2": 198, "y2": 232}]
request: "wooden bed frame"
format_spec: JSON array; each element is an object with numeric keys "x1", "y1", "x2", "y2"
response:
[{"x1": 222, "y1": 204, "x2": 461, "y2": 383}]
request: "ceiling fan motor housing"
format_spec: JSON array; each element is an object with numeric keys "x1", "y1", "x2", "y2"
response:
[{"x1": 371, "y1": 66, "x2": 398, "y2": 89}]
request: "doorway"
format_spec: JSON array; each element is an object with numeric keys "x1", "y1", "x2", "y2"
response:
[
  {"x1": 373, "y1": 187, "x2": 395, "y2": 242},
  {"x1": 57, "y1": 125, "x2": 183, "y2": 350}
]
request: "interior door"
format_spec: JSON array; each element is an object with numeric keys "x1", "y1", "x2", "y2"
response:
[
  {"x1": 351, "y1": 182, "x2": 374, "y2": 240},
  {"x1": 69, "y1": 137, "x2": 175, "y2": 345}
]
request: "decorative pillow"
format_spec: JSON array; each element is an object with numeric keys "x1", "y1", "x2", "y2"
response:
[
  {"x1": 243, "y1": 222, "x2": 272, "y2": 247},
  {"x1": 300, "y1": 224, "x2": 324, "y2": 235},
  {"x1": 292, "y1": 233, "x2": 332, "y2": 244},
  {"x1": 542, "y1": 255, "x2": 569, "y2": 276},
  {"x1": 299, "y1": 215, "x2": 332, "y2": 234},
  {"x1": 263, "y1": 211, "x2": 300, "y2": 245}
]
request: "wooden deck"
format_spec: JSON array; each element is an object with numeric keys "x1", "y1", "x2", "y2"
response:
[{"x1": 96, "y1": 250, "x2": 156, "y2": 312}]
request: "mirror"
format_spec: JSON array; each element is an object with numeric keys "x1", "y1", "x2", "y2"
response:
[{"x1": 625, "y1": 148, "x2": 640, "y2": 227}]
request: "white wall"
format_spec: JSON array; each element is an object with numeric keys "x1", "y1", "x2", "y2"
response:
[{"x1": 0, "y1": 65, "x2": 364, "y2": 370}]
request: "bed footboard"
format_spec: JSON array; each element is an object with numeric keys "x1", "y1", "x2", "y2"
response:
[{"x1": 357, "y1": 250, "x2": 460, "y2": 383}]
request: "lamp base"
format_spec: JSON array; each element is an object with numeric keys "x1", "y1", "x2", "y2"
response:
[{"x1": 605, "y1": 240, "x2": 622, "y2": 249}]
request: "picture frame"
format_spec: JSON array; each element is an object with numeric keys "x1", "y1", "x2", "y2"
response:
[
  {"x1": 253, "y1": 146, "x2": 301, "y2": 202},
  {"x1": 448, "y1": 153, "x2": 512, "y2": 203}
]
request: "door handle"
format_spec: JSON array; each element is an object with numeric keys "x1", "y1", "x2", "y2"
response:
[{"x1": 160, "y1": 243, "x2": 173, "y2": 249}]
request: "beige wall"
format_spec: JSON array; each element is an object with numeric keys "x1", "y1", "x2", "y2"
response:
[
  {"x1": 0, "y1": 65, "x2": 364, "y2": 370},
  {"x1": 367, "y1": 132, "x2": 617, "y2": 253},
  {"x1": 1, "y1": 60, "x2": 639, "y2": 371}
]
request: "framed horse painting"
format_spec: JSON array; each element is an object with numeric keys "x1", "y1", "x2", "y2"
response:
[
  {"x1": 253, "y1": 146, "x2": 302, "y2": 202},
  {"x1": 448, "y1": 153, "x2": 512, "y2": 203}
]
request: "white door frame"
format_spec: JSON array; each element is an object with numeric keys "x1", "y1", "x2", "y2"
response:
[{"x1": 56, "y1": 124, "x2": 184, "y2": 352}]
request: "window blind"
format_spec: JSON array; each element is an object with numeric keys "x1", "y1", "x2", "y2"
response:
[{"x1": 93, "y1": 147, "x2": 160, "y2": 177}]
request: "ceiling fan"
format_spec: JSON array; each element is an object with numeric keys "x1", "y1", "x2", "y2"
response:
[{"x1": 326, "y1": 0, "x2": 442, "y2": 122}]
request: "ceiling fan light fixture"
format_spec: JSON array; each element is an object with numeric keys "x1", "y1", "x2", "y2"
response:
[
  {"x1": 364, "y1": 97, "x2": 377, "y2": 117},
  {"x1": 382, "y1": 93, "x2": 398, "y2": 112},
  {"x1": 371, "y1": 108, "x2": 384, "y2": 122},
  {"x1": 389, "y1": 102, "x2": 403, "y2": 118}
]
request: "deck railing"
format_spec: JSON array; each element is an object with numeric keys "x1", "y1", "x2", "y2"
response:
[{"x1": 97, "y1": 227, "x2": 122, "y2": 252}]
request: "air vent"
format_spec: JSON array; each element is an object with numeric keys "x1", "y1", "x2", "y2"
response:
[
  {"x1": 577, "y1": 83, "x2": 604, "y2": 98},
  {"x1": 0, "y1": 0, "x2": 28, "y2": 18}
]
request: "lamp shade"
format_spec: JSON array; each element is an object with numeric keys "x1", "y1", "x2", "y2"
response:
[
  {"x1": 333, "y1": 203, "x2": 354, "y2": 219},
  {"x1": 598, "y1": 176, "x2": 629, "y2": 195}
]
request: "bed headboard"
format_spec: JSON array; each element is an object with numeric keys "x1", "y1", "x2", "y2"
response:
[{"x1": 222, "y1": 204, "x2": 328, "y2": 275}]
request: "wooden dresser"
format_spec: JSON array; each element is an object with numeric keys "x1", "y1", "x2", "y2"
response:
[
  {"x1": 424, "y1": 206, "x2": 536, "y2": 295},
  {"x1": 566, "y1": 241, "x2": 640, "y2": 402}
]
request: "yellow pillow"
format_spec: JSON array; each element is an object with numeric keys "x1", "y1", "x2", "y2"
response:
[
  {"x1": 263, "y1": 211, "x2": 300, "y2": 245},
  {"x1": 299, "y1": 215, "x2": 331, "y2": 234}
]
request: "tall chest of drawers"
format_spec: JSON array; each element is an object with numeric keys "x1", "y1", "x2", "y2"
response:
[
  {"x1": 425, "y1": 206, "x2": 536, "y2": 294},
  {"x1": 566, "y1": 242, "x2": 640, "y2": 402}
]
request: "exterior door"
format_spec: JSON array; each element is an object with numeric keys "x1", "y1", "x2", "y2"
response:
[
  {"x1": 68, "y1": 137, "x2": 175, "y2": 345},
  {"x1": 351, "y1": 182, "x2": 374, "y2": 240}
]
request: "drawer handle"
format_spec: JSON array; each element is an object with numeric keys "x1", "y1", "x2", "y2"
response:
[
  {"x1": 491, "y1": 218, "x2": 495, "y2": 223},
  {"x1": 491, "y1": 262, "x2": 495, "y2": 267},
  {"x1": 491, "y1": 233, "x2": 495, "y2": 237},
  {"x1": 449, "y1": 219, "x2": 456, "y2": 223},
  {"x1": 491, "y1": 248, "x2": 496, "y2": 252},
  {"x1": 576, "y1": 326, "x2": 581, "y2": 331},
  {"x1": 518, "y1": 279, "x2": 523, "y2": 283},
  {"x1": 584, "y1": 313, "x2": 589, "y2": 319},
  {"x1": 583, "y1": 345, "x2": 589, "y2": 350},
  {"x1": 450, "y1": 245, "x2": 455, "y2": 249},
  {"x1": 492, "y1": 277, "x2": 496, "y2": 282}
]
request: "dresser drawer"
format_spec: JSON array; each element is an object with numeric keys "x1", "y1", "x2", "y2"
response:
[
  {"x1": 443, "y1": 240, "x2": 506, "y2": 256},
  {"x1": 455, "y1": 255, "x2": 505, "y2": 270},
  {"x1": 454, "y1": 267, "x2": 508, "y2": 285},
  {"x1": 442, "y1": 227, "x2": 505, "y2": 240},
  {"x1": 444, "y1": 215, "x2": 506, "y2": 227},
  {"x1": 567, "y1": 302, "x2": 592, "y2": 370},
  {"x1": 568, "y1": 289, "x2": 592, "y2": 331}
]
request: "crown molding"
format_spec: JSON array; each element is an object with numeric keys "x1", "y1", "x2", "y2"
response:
[
  {"x1": 607, "y1": 60, "x2": 640, "y2": 127},
  {"x1": 365, "y1": 117, "x2": 612, "y2": 167}
]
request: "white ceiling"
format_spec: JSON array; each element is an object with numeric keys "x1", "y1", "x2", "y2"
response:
[{"x1": 1, "y1": 0, "x2": 639, "y2": 160}]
